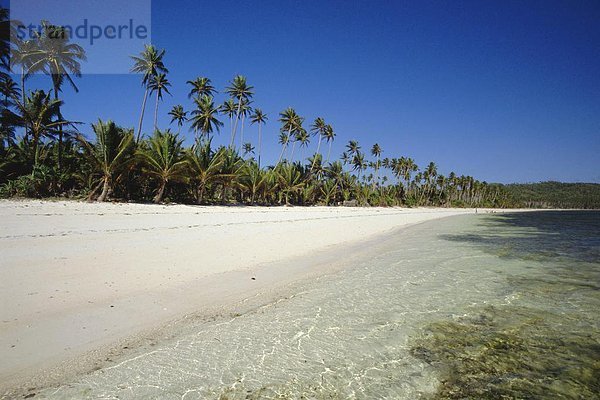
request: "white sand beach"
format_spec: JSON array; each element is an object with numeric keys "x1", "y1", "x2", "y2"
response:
[{"x1": 0, "y1": 200, "x2": 516, "y2": 393}]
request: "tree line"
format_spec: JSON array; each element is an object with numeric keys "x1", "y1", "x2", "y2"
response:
[{"x1": 0, "y1": 11, "x2": 518, "y2": 207}]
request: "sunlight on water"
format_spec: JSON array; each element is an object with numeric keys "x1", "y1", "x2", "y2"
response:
[{"x1": 36, "y1": 212, "x2": 600, "y2": 399}]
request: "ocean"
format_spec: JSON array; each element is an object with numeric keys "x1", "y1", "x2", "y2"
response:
[{"x1": 36, "y1": 211, "x2": 600, "y2": 399}]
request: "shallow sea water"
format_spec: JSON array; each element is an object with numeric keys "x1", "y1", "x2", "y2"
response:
[{"x1": 36, "y1": 212, "x2": 600, "y2": 399}]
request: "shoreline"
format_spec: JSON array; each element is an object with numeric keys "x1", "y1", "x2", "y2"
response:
[{"x1": 0, "y1": 200, "x2": 538, "y2": 395}]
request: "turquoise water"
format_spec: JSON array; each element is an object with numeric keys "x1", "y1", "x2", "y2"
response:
[{"x1": 35, "y1": 212, "x2": 600, "y2": 399}]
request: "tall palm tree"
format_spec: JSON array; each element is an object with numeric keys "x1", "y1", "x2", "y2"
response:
[
  {"x1": 168, "y1": 105, "x2": 187, "y2": 134},
  {"x1": 148, "y1": 72, "x2": 171, "y2": 130},
  {"x1": 225, "y1": 75, "x2": 253, "y2": 148},
  {"x1": 250, "y1": 108, "x2": 267, "y2": 167},
  {"x1": 130, "y1": 44, "x2": 167, "y2": 142},
  {"x1": 190, "y1": 95, "x2": 223, "y2": 142},
  {"x1": 324, "y1": 124, "x2": 336, "y2": 163},
  {"x1": 296, "y1": 128, "x2": 310, "y2": 163},
  {"x1": 186, "y1": 77, "x2": 216, "y2": 99},
  {"x1": 137, "y1": 129, "x2": 188, "y2": 203},
  {"x1": 29, "y1": 22, "x2": 86, "y2": 170},
  {"x1": 371, "y1": 143, "x2": 382, "y2": 191},
  {"x1": 310, "y1": 117, "x2": 327, "y2": 171},
  {"x1": 10, "y1": 39, "x2": 41, "y2": 106},
  {"x1": 219, "y1": 98, "x2": 237, "y2": 139},
  {"x1": 277, "y1": 131, "x2": 289, "y2": 166},
  {"x1": 237, "y1": 98, "x2": 253, "y2": 150},
  {"x1": 346, "y1": 140, "x2": 360, "y2": 157},
  {"x1": 76, "y1": 120, "x2": 135, "y2": 202},
  {"x1": 277, "y1": 107, "x2": 300, "y2": 166}
]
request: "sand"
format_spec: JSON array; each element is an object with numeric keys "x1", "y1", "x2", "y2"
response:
[{"x1": 0, "y1": 200, "x2": 515, "y2": 392}]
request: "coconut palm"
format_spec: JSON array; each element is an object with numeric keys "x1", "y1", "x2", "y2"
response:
[
  {"x1": 130, "y1": 44, "x2": 167, "y2": 142},
  {"x1": 148, "y1": 73, "x2": 171, "y2": 130},
  {"x1": 190, "y1": 95, "x2": 223, "y2": 142},
  {"x1": 187, "y1": 138, "x2": 224, "y2": 203},
  {"x1": 242, "y1": 142, "x2": 255, "y2": 158},
  {"x1": 277, "y1": 131, "x2": 289, "y2": 166},
  {"x1": 277, "y1": 107, "x2": 301, "y2": 166},
  {"x1": 371, "y1": 143, "x2": 382, "y2": 191},
  {"x1": 250, "y1": 108, "x2": 267, "y2": 167},
  {"x1": 225, "y1": 75, "x2": 253, "y2": 148},
  {"x1": 219, "y1": 98, "x2": 237, "y2": 138},
  {"x1": 137, "y1": 129, "x2": 188, "y2": 203},
  {"x1": 10, "y1": 39, "x2": 41, "y2": 106},
  {"x1": 346, "y1": 140, "x2": 360, "y2": 157},
  {"x1": 13, "y1": 90, "x2": 73, "y2": 167},
  {"x1": 0, "y1": 75, "x2": 19, "y2": 108},
  {"x1": 324, "y1": 124, "x2": 336, "y2": 162},
  {"x1": 310, "y1": 117, "x2": 326, "y2": 171},
  {"x1": 168, "y1": 105, "x2": 187, "y2": 134},
  {"x1": 76, "y1": 120, "x2": 135, "y2": 202},
  {"x1": 28, "y1": 22, "x2": 86, "y2": 170},
  {"x1": 236, "y1": 98, "x2": 253, "y2": 149},
  {"x1": 217, "y1": 147, "x2": 244, "y2": 203},
  {"x1": 296, "y1": 128, "x2": 310, "y2": 162},
  {"x1": 186, "y1": 77, "x2": 216, "y2": 99}
]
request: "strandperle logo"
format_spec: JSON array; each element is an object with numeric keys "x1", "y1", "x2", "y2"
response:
[
  {"x1": 15, "y1": 19, "x2": 149, "y2": 46},
  {"x1": 9, "y1": 0, "x2": 152, "y2": 74}
]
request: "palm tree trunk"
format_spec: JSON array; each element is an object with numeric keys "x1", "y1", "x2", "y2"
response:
[
  {"x1": 97, "y1": 176, "x2": 110, "y2": 202},
  {"x1": 153, "y1": 91, "x2": 159, "y2": 131},
  {"x1": 289, "y1": 141, "x2": 297, "y2": 162},
  {"x1": 326, "y1": 141, "x2": 332, "y2": 163},
  {"x1": 230, "y1": 96, "x2": 242, "y2": 148},
  {"x1": 239, "y1": 113, "x2": 245, "y2": 149},
  {"x1": 136, "y1": 87, "x2": 149, "y2": 143},
  {"x1": 53, "y1": 82, "x2": 63, "y2": 172},
  {"x1": 257, "y1": 123, "x2": 262, "y2": 168},
  {"x1": 276, "y1": 144, "x2": 286, "y2": 167},
  {"x1": 153, "y1": 180, "x2": 166, "y2": 203},
  {"x1": 311, "y1": 135, "x2": 322, "y2": 172}
]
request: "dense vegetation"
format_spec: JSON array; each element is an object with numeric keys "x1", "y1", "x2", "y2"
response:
[
  {"x1": 0, "y1": 11, "x2": 594, "y2": 209},
  {"x1": 503, "y1": 182, "x2": 600, "y2": 209}
]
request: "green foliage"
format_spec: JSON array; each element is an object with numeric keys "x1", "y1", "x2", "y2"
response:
[{"x1": 503, "y1": 181, "x2": 600, "y2": 209}]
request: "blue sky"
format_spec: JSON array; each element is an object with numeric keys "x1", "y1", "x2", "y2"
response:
[{"x1": 10, "y1": 0, "x2": 600, "y2": 183}]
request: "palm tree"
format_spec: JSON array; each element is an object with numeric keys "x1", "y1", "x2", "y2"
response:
[
  {"x1": 324, "y1": 124, "x2": 336, "y2": 162},
  {"x1": 190, "y1": 95, "x2": 223, "y2": 142},
  {"x1": 225, "y1": 75, "x2": 253, "y2": 148},
  {"x1": 187, "y1": 138, "x2": 224, "y2": 203},
  {"x1": 371, "y1": 143, "x2": 382, "y2": 191},
  {"x1": 346, "y1": 140, "x2": 360, "y2": 157},
  {"x1": 250, "y1": 108, "x2": 267, "y2": 167},
  {"x1": 277, "y1": 131, "x2": 289, "y2": 166},
  {"x1": 235, "y1": 98, "x2": 253, "y2": 149},
  {"x1": 310, "y1": 117, "x2": 327, "y2": 172},
  {"x1": 219, "y1": 99, "x2": 237, "y2": 139},
  {"x1": 0, "y1": 75, "x2": 19, "y2": 108},
  {"x1": 10, "y1": 39, "x2": 41, "y2": 106},
  {"x1": 296, "y1": 128, "x2": 310, "y2": 162},
  {"x1": 168, "y1": 105, "x2": 187, "y2": 134},
  {"x1": 14, "y1": 90, "x2": 72, "y2": 167},
  {"x1": 130, "y1": 44, "x2": 167, "y2": 142},
  {"x1": 29, "y1": 22, "x2": 86, "y2": 170},
  {"x1": 242, "y1": 142, "x2": 255, "y2": 158},
  {"x1": 137, "y1": 129, "x2": 188, "y2": 203},
  {"x1": 186, "y1": 77, "x2": 216, "y2": 99},
  {"x1": 76, "y1": 120, "x2": 135, "y2": 202},
  {"x1": 277, "y1": 107, "x2": 300, "y2": 166},
  {"x1": 148, "y1": 72, "x2": 171, "y2": 130}
]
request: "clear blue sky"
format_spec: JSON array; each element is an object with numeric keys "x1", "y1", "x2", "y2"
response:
[{"x1": 12, "y1": 0, "x2": 600, "y2": 183}]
